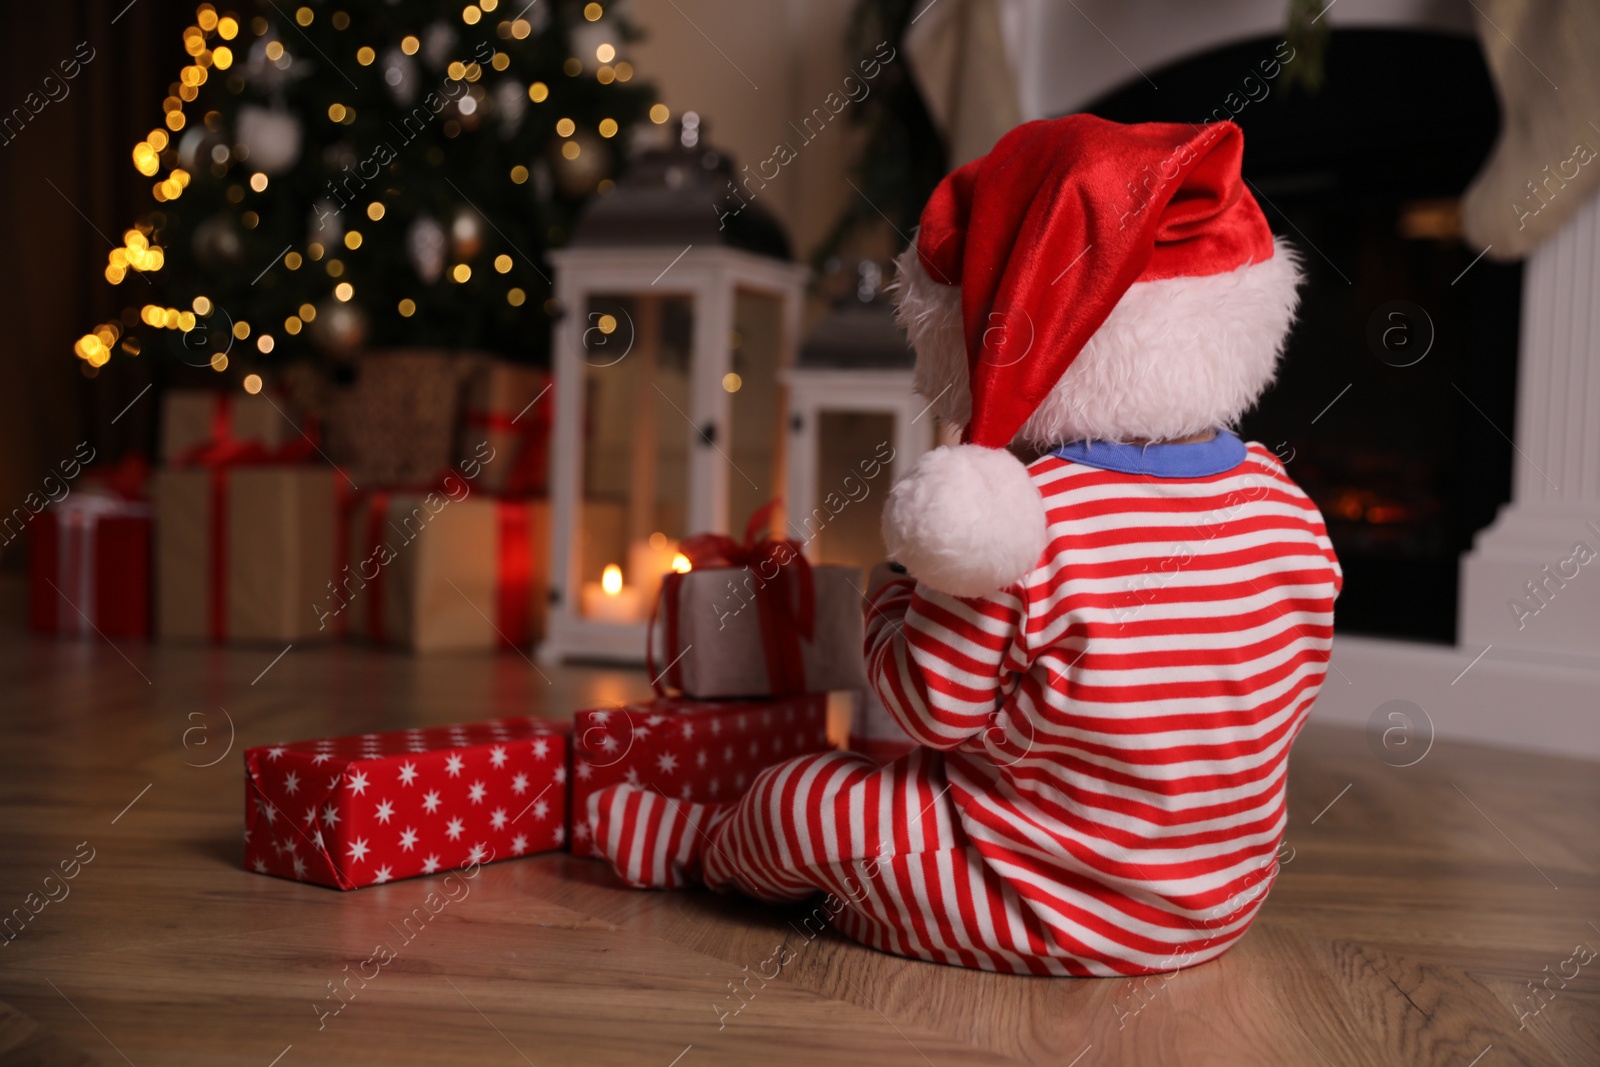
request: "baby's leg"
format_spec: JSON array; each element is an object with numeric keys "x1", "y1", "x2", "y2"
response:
[
  {"x1": 693, "y1": 749, "x2": 1059, "y2": 971},
  {"x1": 586, "y1": 786, "x2": 734, "y2": 889},
  {"x1": 587, "y1": 750, "x2": 881, "y2": 896},
  {"x1": 699, "y1": 751, "x2": 880, "y2": 901}
]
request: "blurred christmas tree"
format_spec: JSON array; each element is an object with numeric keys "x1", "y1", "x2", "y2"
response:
[{"x1": 75, "y1": 0, "x2": 659, "y2": 379}]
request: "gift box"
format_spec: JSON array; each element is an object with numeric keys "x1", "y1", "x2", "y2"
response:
[
  {"x1": 847, "y1": 689, "x2": 917, "y2": 764},
  {"x1": 160, "y1": 390, "x2": 301, "y2": 463},
  {"x1": 569, "y1": 694, "x2": 832, "y2": 857},
  {"x1": 29, "y1": 493, "x2": 152, "y2": 639},
  {"x1": 648, "y1": 507, "x2": 867, "y2": 698},
  {"x1": 343, "y1": 490, "x2": 549, "y2": 653},
  {"x1": 155, "y1": 453, "x2": 348, "y2": 643},
  {"x1": 458, "y1": 361, "x2": 551, "y2": 497},
  {"x1": 244, "y1": 717, "x2": 571, "y2": 890},
  {"x1": 325, "y1": 351, "x2": 471, "y2": 488}
]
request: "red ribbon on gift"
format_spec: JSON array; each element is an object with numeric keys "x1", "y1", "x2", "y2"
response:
[
  {"x1": 83, "y1": 453, "x2": 152, "y2": 501},
  {"x1": 463, "y1": 408, "x2": 550, "y2": 497},
  {"x1": 175, "y1": 436, "x2": 323, "y2": 641},
  {"x1": 495, "y1": 503, "x2": 534, "y2": 648},
  {"x1": 365, "y1": 490, "x2": 392, "y2": 644},
  {"x1": 198, "y1": 388, "x2": 322, "y2": 458},
  {"x1": 209, "y1": 392, "x2": 233, "y2": 446},
  {"x1": 648, "y1": 501, "x2": 815, "y2": 696}
]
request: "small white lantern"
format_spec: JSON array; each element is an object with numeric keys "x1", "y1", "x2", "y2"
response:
[
  {"x1": 783, "y1": 264, "x2": 940, "y2": 570},
  {"x1": 542, "y1": 119, "x2": 806, "y2": 664}
]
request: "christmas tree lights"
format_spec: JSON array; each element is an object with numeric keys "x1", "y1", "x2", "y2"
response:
[{"x1": 76, "y1": 0, "x2": 659, "y2": 382}]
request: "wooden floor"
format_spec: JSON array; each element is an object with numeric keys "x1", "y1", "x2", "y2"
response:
[{"x1": 1, "y1": 604, "x2": 1596, "y2": 1065}]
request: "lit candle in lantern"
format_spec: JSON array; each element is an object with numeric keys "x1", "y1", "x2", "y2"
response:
[
  {"x1": 582, "y1": 562, "x2": 643, "y2": 623},
  {"x1": 628, "y1": 531, "x2": 689, "y2": 610}
]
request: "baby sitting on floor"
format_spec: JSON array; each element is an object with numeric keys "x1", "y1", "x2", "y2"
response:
[{"x1": 587, "y1": 114, "x2": 1341, "y2": 975}]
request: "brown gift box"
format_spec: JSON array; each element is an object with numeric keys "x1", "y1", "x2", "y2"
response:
[
  {"x1": 155, "y1": 467, "x2": 339, "y2": 643},
  {"x1": 325, "y1": 351, "x2": 470, "y2": 487},
  {"x1": 457, "y1": 360, "x2": 551, "y2": 496},
  {"x1": 650, "y1": 564, "x2": 869, "y2": 698},
  {"x1": 159, "y1": 391, "x2": 300, "y2": 463},
  {"x1": 342, "y1": 492, "x2": 548, "y2": 653}
]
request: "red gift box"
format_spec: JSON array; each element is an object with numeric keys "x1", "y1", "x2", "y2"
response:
[
  {"x1": 569, "y1": 694, "x2": 832, "y2": 858},
  {"x1": 29, "y1": 494, "x2": 152, "y2": 639},
  {"x1": 244, "y1": 717, "x2": 570, "y2": 889}
]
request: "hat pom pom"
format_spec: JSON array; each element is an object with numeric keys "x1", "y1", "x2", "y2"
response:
[{"x1": 882, "y1": 445, "x2": 1047, "y2": 598}]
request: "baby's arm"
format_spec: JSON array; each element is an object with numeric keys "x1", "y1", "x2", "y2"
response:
[{"x1": 863, "y1": 563, "x2": 1028, "y2": 750}]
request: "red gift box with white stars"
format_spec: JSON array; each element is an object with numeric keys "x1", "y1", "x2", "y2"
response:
[
  {"x1": 243, "y1": 717, "x2": 570, "y2": 890},
  {"x1": 569, "y1": 694, "x2": 831, "y2": 858}
]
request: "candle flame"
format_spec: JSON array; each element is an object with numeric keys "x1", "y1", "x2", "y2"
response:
[
  {"x1": 671, "y1": 553, "x2": 692, "y2": 574},
  {"x1": 601, "y1": 563, "x2": 623, "y2": 595}
]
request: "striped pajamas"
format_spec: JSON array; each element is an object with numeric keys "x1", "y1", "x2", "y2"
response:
[{"x1": 590, "y1": 441, "x2": 1341, "y2": 975}]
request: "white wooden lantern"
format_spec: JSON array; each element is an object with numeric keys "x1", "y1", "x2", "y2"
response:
[
  {"x1": 782, "y1": 266, "x2": 940, "y2": 571},
  {"x1": 541, "y1": 121, "x2": 806, "y2": 664}
]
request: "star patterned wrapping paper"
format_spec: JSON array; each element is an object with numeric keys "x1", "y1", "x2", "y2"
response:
[
  {"x1": 569, "y1": 694, "x2": 832, "y2": 858},
  {"x1": 243, "y1": 718, "x2": 570, "y2": 890}
]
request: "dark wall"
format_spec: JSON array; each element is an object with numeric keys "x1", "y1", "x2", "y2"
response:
[{"x1": 0, "y1": 0, "x2": 183, "y2": 569}]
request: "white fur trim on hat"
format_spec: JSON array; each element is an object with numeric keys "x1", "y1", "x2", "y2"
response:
[
  {"x1": 882, "y1": 444, "x2": 1047, "y2": 598},
  {"x1": 892, "y1": 237, "x2": 1304, "y2": 445}
]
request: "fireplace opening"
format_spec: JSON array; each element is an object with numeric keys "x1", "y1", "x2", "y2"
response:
[{"x1": 1085, "y1": 29, "x2": 1521, "y2": 643}]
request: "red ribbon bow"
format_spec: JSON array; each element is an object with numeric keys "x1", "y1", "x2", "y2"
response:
[
  {"x1": 174, "y1": 434, "x2": 320, "y2": 470},
  {"x1": 83, "y1": 453, "x2": 152, "y2": 501},
  {"x1": 650, "y1": 501, "x2": 816, "y2": 696}
]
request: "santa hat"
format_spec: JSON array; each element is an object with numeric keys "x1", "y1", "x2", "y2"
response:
[{"x1": 884, "y1": 115, "x2": 1301, "y2": 598}]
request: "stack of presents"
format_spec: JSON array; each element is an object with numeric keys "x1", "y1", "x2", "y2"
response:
[
  {"x1": 240, "y1": 511, "x2": 918, "y2": 888},
  {"x1": 26, "y1": 356, "x2": 916, "y2": 889},
  {"x1": 28, "y1": 353, "x2": 551, "y2": 652}
]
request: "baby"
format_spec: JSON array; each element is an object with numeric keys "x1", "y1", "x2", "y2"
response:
[{"x1": 588, "y1": 114, "x2": 1341, "y2": 976}]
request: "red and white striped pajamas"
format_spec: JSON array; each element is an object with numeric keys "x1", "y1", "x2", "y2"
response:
[{"x1": 590, "y1": 441, "x2": 1341, "y2": 975}]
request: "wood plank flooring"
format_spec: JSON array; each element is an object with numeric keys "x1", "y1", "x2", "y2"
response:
[{"x1": 0, "y1": 598, "x2": 1595, "y2": 1065}]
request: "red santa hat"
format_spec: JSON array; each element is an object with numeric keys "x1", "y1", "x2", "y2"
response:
[{"x1": 884, "y1": 115, "x2": 1297, "y2": 597}]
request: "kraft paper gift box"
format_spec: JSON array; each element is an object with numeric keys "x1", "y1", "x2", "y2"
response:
[
  {"x1": 650, "y1": 562, "x2": 869, "y2": 699},
  {"x1": 569, "y1": 694, "x2": 831, "y2": 858},
  {"x1": 457, "y1": 361, "x2": 551, "y2": 497},
  {"x1": 29, "y1": 494, "x2": 152, "y2": 639},
  {"x1": 160, "y1": 390, "x2": 300, "y2": 463},
  {"x1": 342, "y1": 491, "x2": 549, "y2": 653},
  {"x1": 155, "y1": 465, "x2": 342, "y2": 643},
  {"x1": 244, "y1": 717, "x2": 571, "y2": 890}
]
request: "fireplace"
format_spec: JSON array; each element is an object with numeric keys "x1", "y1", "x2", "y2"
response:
[{"x1": 1084, "y1": 30, "x2": 1522, "y2": 643}]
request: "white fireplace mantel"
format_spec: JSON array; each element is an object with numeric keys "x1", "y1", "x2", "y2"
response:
[
  {"x1": 1318, "y1": 193, "x2": 1600, "y2": 761},
  {"x1": 1006, "y1": 0, "x2": 1475, "y2": 120}
]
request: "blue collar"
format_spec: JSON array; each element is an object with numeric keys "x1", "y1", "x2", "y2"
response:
[{"x1": 1050, "y1": 431, "x2": 1248, "y2": 478}]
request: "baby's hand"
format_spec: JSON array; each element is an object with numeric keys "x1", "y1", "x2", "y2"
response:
[{"x1": 867, "y1": 561, "x2": 909, "y2": 601}]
